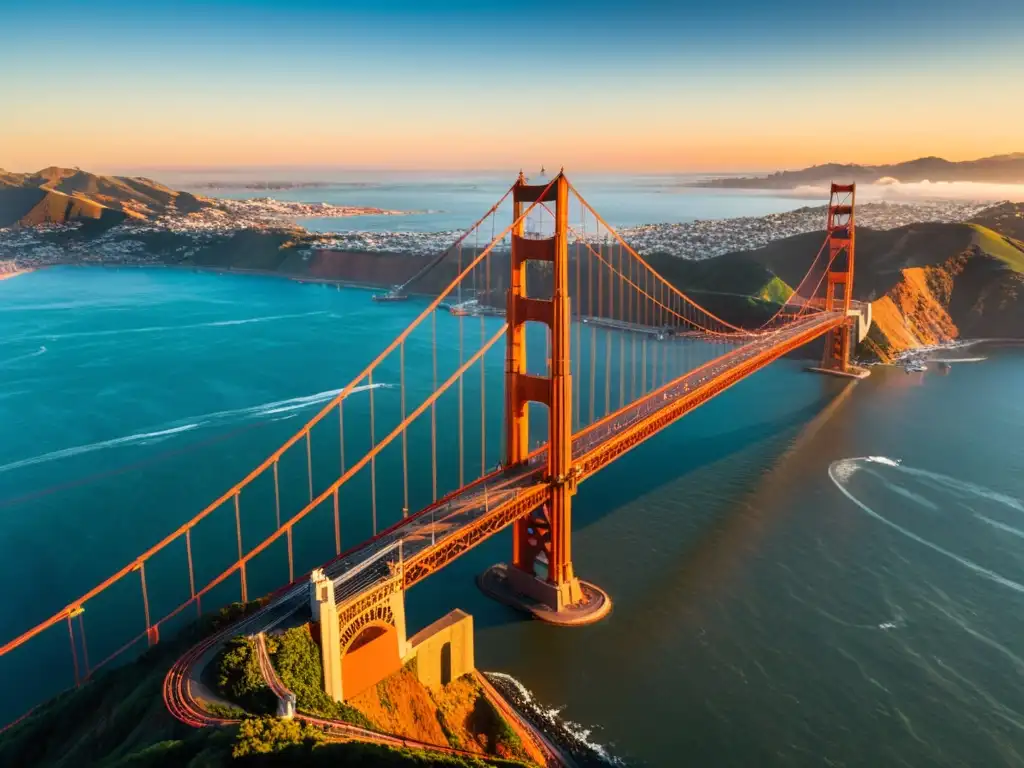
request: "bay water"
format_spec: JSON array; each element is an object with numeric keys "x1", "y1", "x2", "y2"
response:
[{"x1": 2, "y1": 267, "x2": 1024, "y2": 766}]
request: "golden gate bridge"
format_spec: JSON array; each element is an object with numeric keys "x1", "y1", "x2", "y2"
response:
[{"x1": 0, "y1": 172, "x2": 864, "y2": 731}]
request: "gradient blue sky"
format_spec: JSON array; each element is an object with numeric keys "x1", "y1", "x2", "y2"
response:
[{"x1": 2, "y1": 0, "x2": 1023, "y2": 172}]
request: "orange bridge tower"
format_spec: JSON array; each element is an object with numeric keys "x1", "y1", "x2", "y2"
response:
[
  {"x1": 481, "y1": 171, "x2": 610, "y2": 624},
  {"x1": 820, "y1": 183, "x2": 857, "y2": 372}
]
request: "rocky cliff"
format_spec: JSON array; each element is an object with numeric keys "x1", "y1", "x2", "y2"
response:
[{"x1": 864, "y1": 232, "x2": 1024, "y2": 358}]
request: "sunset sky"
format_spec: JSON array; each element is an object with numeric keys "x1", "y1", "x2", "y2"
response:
[{"x1": 3, "y1": 0, "x2": 1023, "y2": 173}]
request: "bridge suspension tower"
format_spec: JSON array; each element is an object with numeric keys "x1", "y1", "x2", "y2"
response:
[
  {"x1": 494, "y1": 171, "x2": 609, "y2": 622},
  {"x1": 820, "y1": 183, "x2": 857, "y2": 373}
]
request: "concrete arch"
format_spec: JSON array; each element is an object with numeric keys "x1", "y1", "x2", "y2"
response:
[
  {"x1": 340, "y1": 615, "x2": 401, "y2": 700},
  {"x1": 339, "y1": 603, "x2": 395, "y2": 655}
]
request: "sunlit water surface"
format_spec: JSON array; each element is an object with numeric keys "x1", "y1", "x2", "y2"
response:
[{"x1": 2, "y1": 268, "x2": 1024, "y2": 766}]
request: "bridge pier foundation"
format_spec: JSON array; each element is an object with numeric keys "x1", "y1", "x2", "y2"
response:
[
  {"x1": 477, "y1": 563, "x2": 611, "y2": 626},
  {"x1": 805, "y1": 365, "x2": 870, "y2": 380}
]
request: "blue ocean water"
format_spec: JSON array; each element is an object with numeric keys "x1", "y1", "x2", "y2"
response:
[
  {"x1": 167, "y1": 171, "x2": 819, "y2": 232},
  {"x1": 3, "y1": 267, "x2": 1024, "y2": 767}
]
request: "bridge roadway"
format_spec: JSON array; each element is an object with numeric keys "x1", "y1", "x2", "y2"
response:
[{"x1": 165, "y1": 311, "x2": 845, "y2": 736}]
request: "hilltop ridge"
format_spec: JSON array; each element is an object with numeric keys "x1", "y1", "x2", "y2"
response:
[
  {"x1": 0, "y1": 166, "x2": 212, "y2": 228},
  {"x1": 695, "y1": 152, "x2": 1024, "y2": 189}
]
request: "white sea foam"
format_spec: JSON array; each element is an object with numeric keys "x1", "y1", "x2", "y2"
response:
[
  {"x1": 0, "y1": 424, "x2": 201, "y2": 474},
  {"x1": 30, "y1": 312, "x2": 327, "y2": 341},
  {"x1": 865, "y1": 456, "x2": 902, "y2": 467},
  {"x1": 829, "y1": 457, "x2": 1024, "y2": 595},
  {"x1": 186, "y1": 382, "x2": 391, "y2": 423},
  {"x1": 0, "y1": 382, "x2": 389, "y2": 475},
  {"x1": 486, "y1": 671, "x2": 625, "y2": 765},
  {"x1": 0, "y1": 346, "x2": 47, "y2": 368}
]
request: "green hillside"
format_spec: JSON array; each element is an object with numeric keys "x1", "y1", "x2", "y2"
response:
[
  {"x1": 969, "y1": 224, "x2": 1024, "y2": 272},
  {"x1": 0, "y1": 605, "x2": 517, "y2": 768}
]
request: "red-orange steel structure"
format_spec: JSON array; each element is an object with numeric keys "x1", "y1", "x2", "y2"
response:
[
  {"x1": 821, "y1": 183, "x2": 857, "y2": 372},
  {"x1": 505, "y1": 172, "x2": 584, "y2": 610},
  {"x1": 0, "y1": 174, "x2": 863, "y2": 729}
]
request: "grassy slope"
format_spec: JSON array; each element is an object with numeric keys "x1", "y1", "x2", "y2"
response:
[
  {"x1": 715, "y1": 222, "x2": 976, "y2": 301},
  {"x1": 0, "y1": 605, "x2": 517, "y2": 768},
  {"x1": 969, "y1": 224, "x2": 1024, "y2": 272}
]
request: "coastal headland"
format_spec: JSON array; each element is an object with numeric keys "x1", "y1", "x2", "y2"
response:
[{"x1": 3, "y1": 166, "x2": 1023, "y2": 361}]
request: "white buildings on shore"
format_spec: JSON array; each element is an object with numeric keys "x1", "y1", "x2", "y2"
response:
[{"x1": 0, "y1": 197, "x2": 998, "y2": 270}]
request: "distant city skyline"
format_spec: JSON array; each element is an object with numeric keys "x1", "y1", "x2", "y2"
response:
[{"x1": 3, "y1": 0, "x2": 1023, "y2": 172}]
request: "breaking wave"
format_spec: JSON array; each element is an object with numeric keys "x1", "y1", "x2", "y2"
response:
[
  {"x1": 0, "y1": 382, "x2": 390, "y2": 476},
  {"x1": 829, "y1": 457, "x2": 1024, "y2": 595},
  {"x1": 485, "y1": 672, "x2": 624, "y2": 766}
]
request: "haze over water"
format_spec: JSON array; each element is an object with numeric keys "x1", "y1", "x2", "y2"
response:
[
  {"x1": 167, "y1": 171, "x2": 822, "y2": 233},
  {"x1": 2, "y1": 267, "x2": 1024, "y2": 766}
]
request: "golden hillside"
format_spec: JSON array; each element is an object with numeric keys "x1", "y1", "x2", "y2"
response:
[{"x1": 0, "y1": 166, "x2": 212, "y2": 227}]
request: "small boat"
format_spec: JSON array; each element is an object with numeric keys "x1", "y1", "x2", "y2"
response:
[
  {"x1": 447, "y1": 299, "x2": 480, "y2": 316},
  {"x1": 372, "y1": 289, "x2": 408, "y2": 302}
]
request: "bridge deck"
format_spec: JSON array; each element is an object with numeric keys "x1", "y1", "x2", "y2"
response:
[{"x1": 296, "y1": 312, "x2": 846, "y2": 605}]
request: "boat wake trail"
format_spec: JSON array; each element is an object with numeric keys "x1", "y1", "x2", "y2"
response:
[
  {"x1": 0, "y1": 425, "x2": 201, "y2": 474},
  {"x1": 0, "y1": 383, "x2": 390, "y2": 476},
  {"x1": 0, "y1": 346, "x2": 47, "y2": 368},
  {"x1": 829, "y1": 457, "x2": 1024, "y2": 595},
  {"x1": 30, "y1": 312, "x2": 327, "y2": 341}
]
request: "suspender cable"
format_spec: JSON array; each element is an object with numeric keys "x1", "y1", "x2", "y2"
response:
[
  {"x1": 400, "y1": 341, "x2": 409, "y2": 515},
  {"x1": 574, "y1": 238, "x2": 581, "y2": 431},
  {"x1": 369, "y1": 369, "x2": 377, "y2": 535},
  {"x1": 431, "y1": 310, "x2": 438, "y2": 502},
  {"x1": 67, "y1": 615, "x2": 80, "y2": 687},
  {"x1": 587, "y1": 208, "x2": 593, "y2": 317},
  {"x1": 589, "y1": 325, "x2": 597, "y2": 425},
  {"x1": 641, "y1": 337, "x2": 648, "y2": 395},
  {"x1": 305, "y1": 431, "x2": 313, "y2": 503},
  {"x1": 627, "y1": 249, "x2": 633, "y2": 325},
  {"x1": 338, "y1": 402, "x2": 345, "y2": 475},
  {"x1": 77, "y1": 611, "x2": 89, "y2": 679},
  {"x1": 286, "y1": 526, "x2": 294, "y2": 584},
  {"x1": 234, "y1": 493, "x2": 247, "y2": 602},
  {"x1": 185, "y1": 527, "x2": 195, "y2": 602},
  {"x1": 480, "y1": 313, "x2": 486, "y2": 476},
  {"x1": 618, "y1": 241, "x2": 625, "y2": 322},
  {"x1": 586, "y1": 220, "x2": 595, "y2": 426},
  {"x1": 139, "y1": 561, "x2": 151, "y2": 643},
  {"x1": 605, "y1": 330, "x2": 612, "y2": 416},
  {"x1": 458, "y1": 314, "x2": 465, "y2": 488},
  {"x1": 460, "y1": 234, "x2": 468, "y2": 486},
  {"x1": 273, "y1": 461, "x2": 281, "y2": 530},
  {"x1": 487, "y1": 213, "x2": 494, "y2": 308},
  {"x1": 662, "y1": 336, "x2": 669, "y2": 385},
  {"x1": 619, "y1": 332, "x2": 625, "y2": 408},
  {"x1": 645, "y1": 269, "x2": 650, "y2": 327},
  {"x1": 631, "y1": 329, "x2": 637, "y2": 402},
  {"x1": 650, "y1": 338, "x2": 657, "y2": 391},
  {"x1": 333, "y1": 488, "x2": 341, "y2": 555}
]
